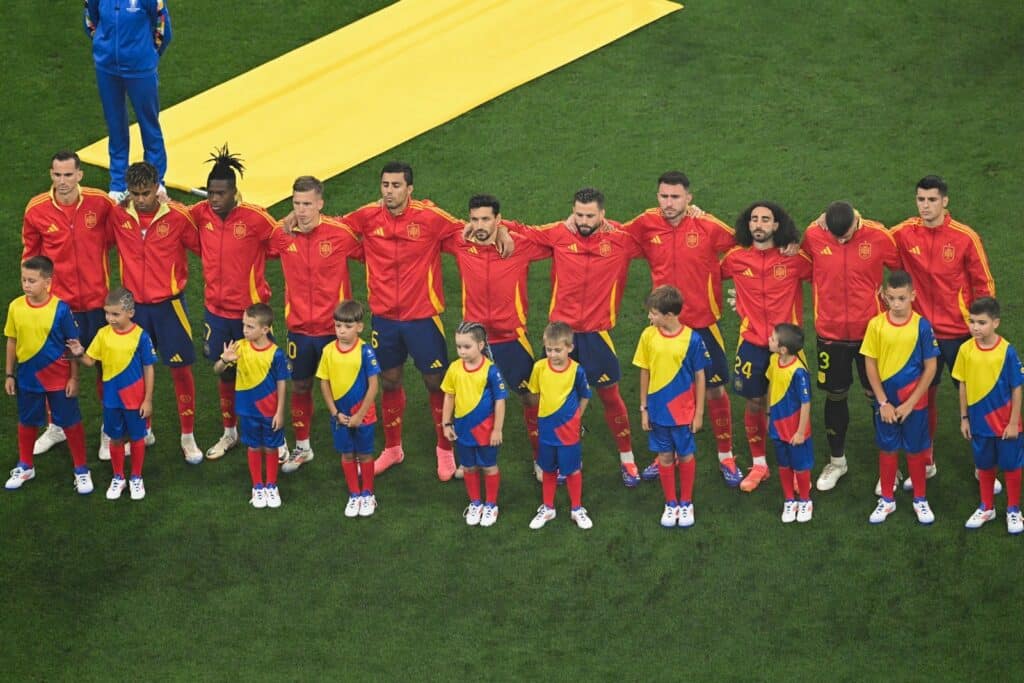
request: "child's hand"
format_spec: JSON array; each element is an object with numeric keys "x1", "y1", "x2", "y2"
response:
[
  {"x1": 641, "y1": 411, "x2": 650, "y2": 432},
  {"x1": 335, "y1": 412, "x2": 348, "y2": 426},
  {"x1": 5, "y1": 376, "x2": 15, "y2": 396},
  {"x1": 443, "y1": 425, "x2": 457, "y2": 442},
  {"x1": 272, "y1": 412, "x2": 284, "y2": 431},
  {"x1": 790, "y1": 431, "x2": 806, "y2": 446},
  {"x1": 879, "y1": 402, "x2": 897, "y2": 424},
  {"x1": 348, "y1": 413, "x2": 364, "y2": 428},
  {"x1": 66, "y1": 339, "x2": 84, "y2": 357},
  {"x1": 65, "y1": 376, "x2": 79, "y2": 398},
  {"x1": 1003, "y1": 423, "x2": 1019, "y2": 440},
  {"x1": 490, "y1": 428, "x2": 503, "y2": 446},
  {"x1": 691, "y1": 413, "x2": 703, "y2": 434},
  {"x1": 220, "y1": 341, "x2": 240, "y2": 363},
  {"x1": 139, "y1": 399, "x2": 153, "y2": 419},
  {"x1": 893, "y1": 402, "x2": 912, "y2": 422},
  {"x1": 960, "y1": 419, "x2": 972, "y2": 440}
]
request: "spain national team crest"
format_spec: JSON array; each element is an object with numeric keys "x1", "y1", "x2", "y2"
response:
[
  {"x1": 685, "y1": 231, "x2": 699, "y2": 248},
  {"x1": 232, "y1": 222, "x2": 247, "y2": 239},
  {"x1": 942, "y1": 243, "x2": 955, "y2": 262},
  {"x1": 599, "y1": 240, "x2": 612, "y2": 257},
  {"x1": 156, "y1": 222, "x2": 170, "y2": 237},
  {"x1": 407, "y1": 223, "x2": 421, "y2": 239},
  {"x1": 773, "y1": 264, "x2": 788, "y2": 280},
  {"x1": 858, "y1": 242, "x2": 872, "y2": 260},
  {"x1": 84, "y1": 211, "x2": 98, "y2": 229},
  {"x1": 318, "y1": 240, "x2": 333, "y2": 258}
]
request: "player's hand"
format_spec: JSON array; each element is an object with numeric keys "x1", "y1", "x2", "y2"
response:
[
  {"x1": 280, "y1": 211, "x2": 298, "y2": 233},
  {"x1": 348, "y1": 413, "x2": 365, "y2": 428},
  {"x1": 726, "y1": 288, "x2": 737, "y2": 312},
  {"x1": 1003, "y1": 423, "x2": 1019, "y2": 440},
  {"x1": 879, "y1": 402, "x2": 897, "y2": 424},
  {"x1": 641, "y1": 411, "x2": 650, "y2": 432},
  {"x1": 564, "y1": 213, "x2": 578, "y2": 234},
  {"x1": 960, "y1": 419, "x2": 972, "y2": 440},
  {"x1": 489, "y1": 429, "x2": 503, "y2": 446},
  {"x1": 66, "y1": 339, "x2": 84, "y2": 357},
  {"x1": 780, "y1": 242, "x2": 800, "y2": 257},
  {"x1": 220, "y1": 341, "x2": 240, "y2": 363},
  {"x1": 893, "y1": 402, "x2": 912, "y2": 422},
  {"x1": 495, "y1": 226, "x2": 515, "y2": 258},
  {"x1": 5, "y1": 377, "x2": 15, "y2": 396},
  {"x1": 684, "y1": 204, "x2": 705, "y2": 219},
  {"x1": 691, "y1": 413, "x2": 704, "y2": 434},
  {"x1": 139, "y1": 399, "x2": 153, "y2": 419},
  {"x1": 443, "y1": 425, "x2": 457, "y2": 442},
  {"x1": 65, "y1": 377, "x2": 79, "y2": 398},
  {"x1": 814, "y1": 212, "x2": 826, "y2": 229}
]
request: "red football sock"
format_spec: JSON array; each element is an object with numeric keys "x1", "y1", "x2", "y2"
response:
[
  {"x1": 170, "y1": 366, "x2": 196, "y2": 433},
  {"x1": 360, "y1": 458, "x2": 376, "y2": 493},
  {"x1": 779, "y1": 465, "x2": 794, "y2": 500},
  {"x1": 17, "y1": 424, "x2": 38, "y2": 467},
  {"x1": 64, "y1": 422, "x2": 87, "y2": 468},
  {"x1": 1005, "y1": 469, "x2": 1022, "y2": 509},
  {"x1": 879, "y1": 451, "x2": 898, "y2": 499},
  {"x1": 597, "y1": 385, "x2": 632, "y2": 453},
  {"x1": 291, "y1": 390, "x2": 313, "y2": 441},
  {"x1": 677, "y1": 457, "x2": 696, "y2": 504},
  {"x1": 523, "y1": 403, "x2": 539, "y2": 458},
  {"x1": 109, "y1": 442, "x2": 126, "y2": 478},
  {"x1": 978, "y1": 467, "x2": 996, "y2": 510},
  {"x1": 907, "y1": 452, "x2": 928, "y2": 498},
  {"x1": 341, "y1": 459, "x2": 360, "y2": 494},
  {"x1": 484, "y1": 471, "x2": 500, "y2": 505},
  {"x1": 247, "y1": 448, "x2": 263, "y2": 486},
  {"x1": 218, "y1": 380, "x2": 237, "y2": 429},
  {"x1": 265, "y1": 451, "x2": 279, "y2": 486},
  {"x1": 129, "y1": 438, "x2": 145, "y2": 477},
  {"x1": 658, "y1": 463, "x2": 677, "y2": 503},
  {"x1": 796, "y1": 470, "x2": 812, "y2": 501},
  {"x1": 428, "y1": 391, "x2": 450, "y2": 451},
  {"x1": 565, "y1": 470, "x2": 583, "y2": 509},
  {"x1": 381, "y1": 387, "x2": 406, "y2": 448},
  {"x1": 743, "y1": 406, "x2": 767, "y2": 458},
  {"x1": 542, "y1": 471, "x2": 557, "y2": 508},
  {"x1": 708, "y1": 392, "x2": 733, "y2": 454},
  {"x1": 464, "y1": 469, "x2": 481, "y2": 503}
]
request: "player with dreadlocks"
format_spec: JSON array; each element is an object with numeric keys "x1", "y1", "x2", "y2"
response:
[{"x1": 188, "y1": 144, "x2": 282, "y2": 460}]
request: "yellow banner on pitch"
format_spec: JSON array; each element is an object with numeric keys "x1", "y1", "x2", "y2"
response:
[{"x1": 78, "y1": 0, "x2": 682, "y2": 208}]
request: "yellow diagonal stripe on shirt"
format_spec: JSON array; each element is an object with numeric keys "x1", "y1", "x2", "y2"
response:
[{"x1": 77, "y1": 0, "x2": 682, "y2": 208}]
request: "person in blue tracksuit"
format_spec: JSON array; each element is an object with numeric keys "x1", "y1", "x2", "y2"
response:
[{"x1": 84, "y1": 0, "x2": 172, "y2": 198}]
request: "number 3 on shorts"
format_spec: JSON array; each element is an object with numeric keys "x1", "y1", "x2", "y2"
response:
[{"x1": 818, "y1": 350, "x2": 830, "y2": 370}]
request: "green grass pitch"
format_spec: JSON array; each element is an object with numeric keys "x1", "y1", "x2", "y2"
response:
[{"x1": 1, "y1": 1, "x2": 1022, "y2": 679}]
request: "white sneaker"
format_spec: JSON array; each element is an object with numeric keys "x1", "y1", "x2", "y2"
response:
[
  {"x1": 965, "y1": 507, "x2": 996, "y2": 529},
  {"x1": 677, "y1": 502, "x2": 694, "y2": 528},
  {"x1": 33, "y1": 424, "x2": 66, "y2": 455},
  {"x1": 875, "y1": 469, "x2": 903, "y2": 497},
  {"x1": 250, "y1": 486, "x2": 266, "y2": 508},
  {"x1": 206, "y1": 432, "x2": 239, "y2": 460},
  {"x1": 913, "y1": 498, "x2": 935, "y2": 524},
  {"x1": 797, "y1": 500, "x2": 814, "y2": 523},
  {"x1": 480, "y1": 504, "x2": 499, "y2": 527},
  {"x1": 660, "y1": 503, "x2": 679, "y2": 528},
  {"x1": 534, "y1": 462, "x2": 544, "y2": 482},
  {"x1": 869, "y1": 498, "x2": 896, "y2": 524},
  {"x1": 464, "y1": 502, "x2": 484, "y2": 526},
  {"x1": 98, "y1": 431, "x2": 111, "y2": 461},
  {"x1": 903, "y1": 463, "x2": 938, "y2": 492},
  {"x1": 144, "y1": 429, "x2": 156, "y2": 446},
  {"x1": 816, "y1": 462, "x2": 848, "y2": 491},
  {"x1": 1007, "y1": 508, "x2": 1023, "y2": 535},
  {"x1": 344, "y1": 495, "x2": 360, "y2": 518},
  {"x1": 265, "y1": 485, "x2": 281, "y2": 508},
  {"x1": 781, "y1": 500, "x2": 797, "y2": 523},
  {"x1": 129, "y1": 477, "x2": 146, "y2": 501},
  {"x1": 281, "y1": 444, "x2": 314, "y2": 473},
  {"x1": 74, "y1": 470, "x2": 94, "y2": 495},
  {"x1": 529, "y1": 505, "x2": 556, "y2": 529},
  {"x1": 5, "y1": 465, "x2": 35, "y2": 490},
  {"x1": 106, "y1": 475, "x2": 126, "y2": 500},
  {"x1": 181, "y1": 434, "x2": 203, "y2": 465},
  {"x1": 571, "y1": 507, "x2": 593, "y2": 529},
  {"x1": 358, "y1": 493, "x2": 377, "y2": 517}
]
